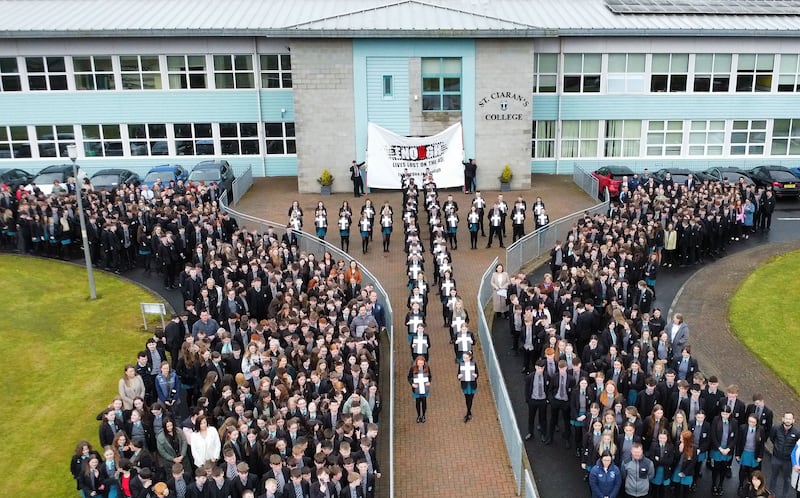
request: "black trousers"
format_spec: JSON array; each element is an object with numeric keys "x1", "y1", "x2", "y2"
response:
[{"x1": 527, "y1": 398, "x2": 548, "y2": 435}]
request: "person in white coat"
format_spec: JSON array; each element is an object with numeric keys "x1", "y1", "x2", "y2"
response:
[{"x1": 190, "y1": 415, "x2": 221, "y2": 468}]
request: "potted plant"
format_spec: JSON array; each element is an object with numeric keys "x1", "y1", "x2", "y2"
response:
[
  {"x1": 317, "y1": 169, "x2": 334, "y2": 195},
  {"x1": 499, "y1": 164, "x2": 513, "y2": 191}
]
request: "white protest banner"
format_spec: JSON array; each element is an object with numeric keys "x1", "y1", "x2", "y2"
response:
[{"x1": 366, "y1": 122, "x2": 464, "y2": 189}]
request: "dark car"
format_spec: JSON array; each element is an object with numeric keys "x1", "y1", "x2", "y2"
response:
[
  {"x1": 141, "y1": 164, "x2": 188, "y2": 188},
  {"x1": 0, "y1": 168, "x2": 34, "y2": 190},
  {"x1": 591, "y1": 165, "x2": 635, "y2": 199},
  {"x1": 189, "y1": 160, "x2": 235, "y2": 203},
  {"x1": 651, "y1": 168, "x2": 711, "y2": 190},
  {"x1": 90, "y1": 168, "x2": 141, "y2": 192},
  {"x1": 701, "y1": 167, "x2": 755, "y2": 186},
  {"x1": 748, "y1": 165, "x2": 800, "y2": 198},
  {"x1": 26, "y1": 164, "x2": 81, "y2": 195}
]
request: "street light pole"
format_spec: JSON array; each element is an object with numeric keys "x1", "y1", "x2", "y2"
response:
[{"x1": 67, "y1": 145, "x2": 97, "y2": 300}]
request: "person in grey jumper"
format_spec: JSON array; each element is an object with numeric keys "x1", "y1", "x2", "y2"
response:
[{"x1": 621, "y1": 442, "x2": 655, "y2": 498}]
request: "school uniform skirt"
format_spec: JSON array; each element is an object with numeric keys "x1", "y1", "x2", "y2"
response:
[
  {"x1": 710, "y1": 449, "x2": 733, "y2": 463},
  {"x1": 382, "y1": 226, "x2": 392, "y2": 235},
  {"x1": 650, "y1": 466, "x2": 671, "y2": 486},
  {"x1": 462, "y1": 381, "x2": 477, "y2": 395},
  {"x1": 672, "y1": 467, "x2": 693, "y2": 486},
  {"x1": 340, "y1": 229, "x2": 350, "y2": 237},
  {"x1": 739, "y1": 450, "x2": 759, "y2": 468},
  {"x1": 316, "y1": 227, "x2": 327, "y2": 238}
]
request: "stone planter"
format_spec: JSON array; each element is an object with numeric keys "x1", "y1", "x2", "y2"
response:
[
  {"x1": 320, "y1": 185, "x2": 332, "y2": 196},
  {"x1": 500, "y1": 181, "x2": 511, "y2": 192}
]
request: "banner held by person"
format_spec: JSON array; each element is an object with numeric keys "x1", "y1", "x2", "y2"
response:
[{"x1": 366, "y1": 122, "x2": 464, "y2": 189}]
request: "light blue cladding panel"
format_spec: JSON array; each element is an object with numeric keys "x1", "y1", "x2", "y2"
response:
[
  {"x1": 366, "y1": 57, "x2": 409, "y2": 135},
  {"x1": 265, "y1": 156, "x2": 297, "y2": 176},
  {"x1": 260, "y1": 90, "x2": 295, "y2": 121},
  {"x1": 533, "y1": 94, "x2": 800, "y2": 121},
  {"x1": 532, "y1": 157, "x2": 800, "y2": 174},
  {"x1": 0, "y1": 91, "x2": 268, "y2": 125},
  {"x1": 353, "y1": 39, "x2": 476, "y2": 161}
]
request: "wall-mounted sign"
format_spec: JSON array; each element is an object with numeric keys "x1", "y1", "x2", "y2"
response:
[{"x1": 478, "y1": 91, "x2": 530, "y2": 121}]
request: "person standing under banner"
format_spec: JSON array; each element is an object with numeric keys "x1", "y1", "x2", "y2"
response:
[
  {"x1": 462, "y1": 158, "x2": 477, "y2": 194},
  {"x1": 350, "y1": 160, "x2": 365, "y2": 197},
  {"x1": 458, "y1": 351, "x2": 478, "y2": 423}
]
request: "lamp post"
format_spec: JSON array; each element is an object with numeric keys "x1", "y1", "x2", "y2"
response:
[{"x1": 67, "y1": 144, "x2": 97, "y2": 300}]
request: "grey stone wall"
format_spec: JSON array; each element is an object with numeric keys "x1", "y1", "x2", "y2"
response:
[
  {"x1": 291, "y1": 40, "x2": 355, "y2": 193},
  {"x1": 474, "y1": 40, "x2": 533, "y2": 190}
]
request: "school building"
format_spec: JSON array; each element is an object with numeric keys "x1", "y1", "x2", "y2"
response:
[{"x1": 2, "y1": 0, "x2": 800, "y2": 192}]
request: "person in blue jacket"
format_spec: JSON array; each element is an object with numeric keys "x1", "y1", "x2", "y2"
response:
[{"x1": 590, "y1": 451, "x2": 623, "y2": 498}]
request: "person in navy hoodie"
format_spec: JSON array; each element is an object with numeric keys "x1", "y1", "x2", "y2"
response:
[{"x1": 589, "y1": 451, "x2": 622, "y2": 498}]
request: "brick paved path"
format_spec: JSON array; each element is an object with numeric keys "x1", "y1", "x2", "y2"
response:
[{"x1": 235, "y1": 175, "x2": 591, "y2": 497}]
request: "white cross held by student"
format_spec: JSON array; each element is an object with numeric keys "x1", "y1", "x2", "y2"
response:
[
  {"x1": 460, "y1": 361, "x2": 476, "y2": 381},
  {"x1": 315, "y1": 215, "x2": 326, "y2": 227},
  {"x1": 412, "y1": 334, "x2": 428, "y2": 354},
  {"x1": 451, "y1": 316, "x2": 466, "y2": 331},
  {"x1": 408, "y1": 263, "x2": 421, "y2": 279},
  {"x1": 339, "y1": 218, "x2": 349, "y2": 230},
  {"x1": 360, "y1": 218, "x2": 371, "y2": 231},
  {"x1": 455, "y1": 333, "x2": 473, "y2": 351},
  {"x1": 408, "y1": 315, "x2": 424, "y2": 332},
  {"x1": 491, "y1": 212, "x2": 501, "y2": 226},
  {"x1": 413, "y1": 372, "x2": 430, "y2": 395},
  {"x1": 441, "y1": 280, "x2": 455, "y2": 295}
]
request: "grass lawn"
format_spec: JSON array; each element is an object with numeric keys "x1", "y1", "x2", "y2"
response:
[
  {"x1": 0, "y1": 255, "x2": 166, "y2": 497},
  {"x1": 729, "y1": 249, "x2": 800, "y2": 397}
]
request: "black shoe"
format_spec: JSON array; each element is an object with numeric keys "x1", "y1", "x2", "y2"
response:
[
  {"x1": 421, "y1": 416, "x2": 426, "y2": 423},
  {"x1": 486, "y1": 244, "x2": 491, "y2": 248},
  {"x1": 463, "y1": 415, "x2": 469, "y2": 423}
]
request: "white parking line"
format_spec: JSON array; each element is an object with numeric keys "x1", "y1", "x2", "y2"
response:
[{"x1": 776, "y1": 217, "x2": 800, "y2": 220}]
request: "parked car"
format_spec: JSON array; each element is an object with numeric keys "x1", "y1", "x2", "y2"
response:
[
  {"x1": 90, "y1": 168, "x2": 141, "y2": 192},
  {"x1": 651, "y1": 168, "x2": 712, "y2": 189},
  {"x1": 25, "y1": 164, "x2": 83, "y2": 195},
  {"x1": 188, "y1": 160, "x2": 235, "y2": 203},
  {"x1": 0, "y1": 168, "x2": 34, "y2": 190},
  {"x1": 701, "y1": 166, "x2": 755, "y2": 186},
  {"x1": 141, "y1": 164, "x2": 188, "y2": 188},
  {"x1": 591, "y1": 165, "x2": 635, "y2": 199},
  {"x1": 748, "y1": 165, "x2": 800, "y2": 197}
]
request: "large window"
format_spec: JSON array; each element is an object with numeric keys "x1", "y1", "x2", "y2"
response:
[
  {"x1": 0, "y1": 58, "x2": 21, "y2": 92},
  {"x1": 646, "y1": 120, "x2": 683, "y2": 156},
  {"x1": 421, "y1": 58, "x2": 462, "y2": 111},
  {"x1": 730, "y1": 119, "x2": 767, "y2": 155},
  {"x1": 772, "y1": 119, "x2": 800, "y2": 155},
  {"x1": 214, "y1": 55, "x2": 254, "y2": 89},
  {"x1": 0, "y1": 126, "x2": 31, "y2": 158},
  {"x1": 533, "y1": 54, "x2": 558, "y2": 93},
  {"x1": 532, "y1": 120, "x2": 556, "y2": 158},
  {"x1": 778, "y1": 54, "x2": 800, "y2": 92},
  {"x1": 174, "y1": 123, "x2": 213, "y2": 155},
  {"x1": 260, "y1": 54, "x2": 292, "y2": 89},
  {"x1": 651, "y1": 54, "x2": 689, "y2": 92},
  {"x1": 220, "y1": 122, "x2": 259, "y2": 155},
  {"x1": 128, "y1": 123, "x2": 168, "y2": 156},
  {"x1": 167, "y1": 55, "x2": 207, "y2": 89},
  {"x1": 606, "y1": 54, "x2": 645, "y2": 93},
  {"x1": 693, "y1": 54, "x2": 731, "y2": 92},
  {"x1": 688, "y1": 120, "x2": 725, "y2": 156},
  {"x1": 26, "y1": 57, "x2": 68, "y2": 91},
  {"x1": 605, "y1": 120, "x2": 642, "y2": 157},
  {"x1": 73, "y1": 56, "x2": 115, "y2": 90},
  {"x1": 36, "y1": 125, "x2": 74, "y2": 157},
  {"x1": 561, "y1": 120, "x2": 599, "y2": 158},
  {"x1": 82, "y1": 124, "x2": 122, "y2": 157},
  {"x1": 736, "y1": 54, "x2": 773, "y2": 92},
  {"x1": 563, "y1": 54, "x2": 601, "y2": 93},
  {"x1": 120, "y1": 55, "x2": 162, "y2": 90},
  {"x1": 264, "y1": 122, "x2": 296, "y2": 155}
]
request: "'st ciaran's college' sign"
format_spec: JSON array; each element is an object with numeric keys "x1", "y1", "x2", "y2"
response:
[{"x1": 478, "y1": 91, "x2": 530, "y2": 121}]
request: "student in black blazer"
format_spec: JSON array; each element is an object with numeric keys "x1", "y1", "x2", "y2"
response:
[
  {"x1": 282, "y1": 467, "x2": 311, "y2": 498},
  {"x1": 689, "y1": 411, "x2": 711, "y2": 486},
  {"x1": 672, "y1": 346, "x2": 699, "y2": 382},
  {"x1": 709, "y1": 406, "x2": 738, "y2": 495},
  {"x1": 744, "y1": 394, "x2": 774, "y2": 433},
  {"x1": 569, "y1": 377, "x2": 595, "y2": 454},
  {"x1": 734, "y1": 415, "x2": 767, "y2": 490}
]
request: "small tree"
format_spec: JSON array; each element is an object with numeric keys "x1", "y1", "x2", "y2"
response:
[
  {"x1": 499, "y1": 165, "x2": 513, "y2": 183},
  {"x1": 317, "y1": 169, "x2": 334, "y2": 186}
]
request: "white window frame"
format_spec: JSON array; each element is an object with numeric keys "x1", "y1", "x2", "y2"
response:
[
  {"x1": 119, "y1": 55, "x2": 162, "y2": 90},
  {"x1": 127, "y1": 123, "x2": 169, "y2": 156},
  {"x1": 692, "y1": 53, "x2": 732, "y2": 93},
  {"x1": 167, "y1": 55, "x2": 208, "y2": 90},
  {"x1": 563, "y1": 54, "x2": 601, "y2": 93},
  {"x1": 219, "y1": 122, "x2": 260, "y2": 155},
  {"x1": 73, "y1": 55, "x2": 115, "y2": 91},
  {"x1": 532, "y1": 120, "x2": 556, "y2": 158},
  {"x1": 81, "y1": 124, "x2": 123, "y2": 157},
  {"x1": 650, "y1": 53, "x2": 689, "y2": 93},
  {"x1": 646, "y1": 120, "x2": 684, "y2": 156},
  {"x1": 173, "y1": 123, "x2": 214, "y2": 155},
  {"x1": 259, "y1": 54, "x2": 292, "y2": 89},
  {"x1": 34, "y1": 124, "x2": 76, "y2": 158},
  {"x1": 0, "y1": 57, "x2": 22, "y2": 92},
  {"x1": 688, "y1": 120, "x2": 725, "y2": 156},
  {"x1": 777, "y1": 54, "x2": 800, "y2": 93},
  {"x1": 533, "y1": 53, "x2": 558, "y2": 93},
  {"x1": 561, "y1": 120, "x2": 599, "y2": 158},
  {"x1": 264, "y1": 122, "x2": 296, "y2": 155},
  {"x1": 606, "y1": 54, "x2": 646, "y2": 94},
  {"x1": 605, "y1": 119, "x2": 642, "y2": 157},
  {"x1": 771, "y1": 119, "x2": 800, "y2": 156},
  {"x1": 25, "y1": 56, "x2": 68, "y2": 91},
  {"x1": 213, "y1": 54, "x2": 255, "y2": 89},
  {"x1": 0, "y1": 125, "x2": 31, "y2": 158},
  {"x1": 735, "y1": 54, "x2": 774, "y2": 93},
  {"x1": 730, "y1": 119, "x2": 767, "y2": 155}
]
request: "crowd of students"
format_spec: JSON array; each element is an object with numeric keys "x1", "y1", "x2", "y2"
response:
[
  {"x1": 490, "y1": 173, "x2": 797, "y2": 498},
  {"x1": 1, "y1": 177, "x2": 389, "y2": 498}
]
